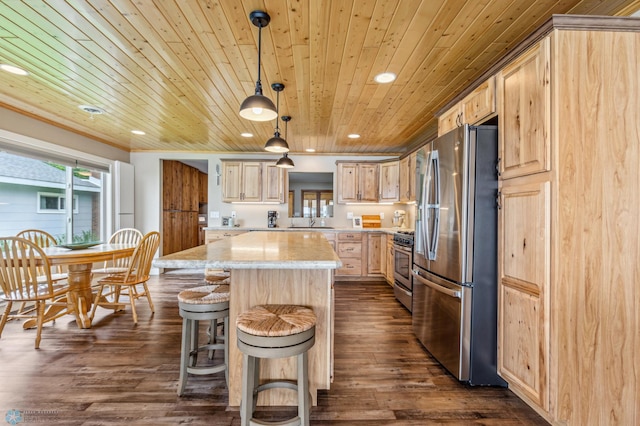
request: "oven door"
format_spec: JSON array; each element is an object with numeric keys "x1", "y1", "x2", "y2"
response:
[
  {"x1": 393, "y1": 244, "x2": 412, "y2": 290},
  {"x1": 393, "y1": 244, "x2": 413, "y2": 312}
]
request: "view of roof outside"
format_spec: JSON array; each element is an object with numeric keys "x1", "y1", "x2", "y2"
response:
[{"x1": 0, "y1": 152, "x2": 103, "y2": 242}]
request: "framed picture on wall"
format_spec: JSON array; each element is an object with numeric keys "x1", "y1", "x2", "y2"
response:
[{"x1": 352, "y1": 216, "x2": 362, "y2": 229}]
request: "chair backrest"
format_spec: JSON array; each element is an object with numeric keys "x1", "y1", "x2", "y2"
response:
[
  {"x1": 16, "y1": 229, "x2": 58, "y2": 247},
  {"x1": 16, "y1": 229, "x2": 64, "y2": 276},
  {"x1": 108, "y1": 228, "x2": 143, "y2": 269},
  {"x1": 0, "y1": 237, "x2": 55, "y2": 301},
  {"x1": 122, "y1": 231, "x2": 160, "y2": 283}
]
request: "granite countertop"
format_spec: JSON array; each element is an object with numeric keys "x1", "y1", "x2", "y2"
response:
[
  {"x1": 153, "y1": 231, "x2": 342, "y2": 270},
  {"x1": 203, "y1": 226, "x2": 412, "y2": 234}
]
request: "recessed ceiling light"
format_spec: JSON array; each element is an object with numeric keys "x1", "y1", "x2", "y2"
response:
[
  {"x1": 374, "y1": 72, "x2": 396, "y2": 83},
  {"x1": 305, "y1": 148, "x2": 316, "y2": 153},
  {"x1": 241, "y1": 132, "x2": 253, "y2": 138},
  {"x1": 78, "y1": 105, "x2": 105, "y2": 115},
  {"x1": 131, "y1": 130, "x2": 145, "y2": 135},
  {"x1": 0, "y1": 64, "x2": 29, "y2": 76},
  {"x1": 348, "y1": 134, "x2": 360, "y2": 139}
]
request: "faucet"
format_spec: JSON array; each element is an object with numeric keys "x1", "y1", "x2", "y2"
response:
[{"x1": 309, "y1": 217, "x2": 316, "y2": 227}]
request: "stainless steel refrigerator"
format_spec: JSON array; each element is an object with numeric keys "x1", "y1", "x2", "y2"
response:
[{"x1": 413, "y1": 124, "x2": 506, "y2": 386}]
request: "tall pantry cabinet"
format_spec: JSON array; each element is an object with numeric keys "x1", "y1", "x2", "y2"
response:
[{"x1": 496, "y1": 16, "x2": 640, "y2": 425}]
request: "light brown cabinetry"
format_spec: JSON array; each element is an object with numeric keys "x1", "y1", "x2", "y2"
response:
[
  {"x1": 336, "y1": 162, "x2": 379, "y2": 203},
  {"x1": 385, "y1": 234, "x2": 394, "y2": 285},
  {"x1": 378, "y1": 161, "x2": 399, "y2": 203},
  {"x1": 334, "y1": 232, "x2": 363, "y2": 277},
  {"x1": 222, "y1": 160, "x2": 286, "y2": 203},
  {"x1": 438, "y1": 76, "x2": 496, "y2": 136},
  {"x1": 222, "y1": 161, "x2": 262, "y2": 202},
  {"x1": 399, "y1": 152, "x2": 416, "y2": 203},
  {"x1": 366, "y1": 232, "x2": 384, "y2": 277},
  {"x1": 262, "y1": 163, "x2": 287, "y2": 203},
  {"x1": 495, "y1": 18, "x2": 640, "y2": 425}
]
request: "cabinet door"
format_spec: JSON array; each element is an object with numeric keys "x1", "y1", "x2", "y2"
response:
[
  {"x1": 438, "y1": 104, "x2": 462, "y2": 136},
  {"x1": 241, "y1": 162, "x2": 262, "y2": 202},
  {"x1": 385, "y1": 236, "x2": 394, "y2": 285},
  {"x1": 263, "y1": 163, "x2": 285, "y2": 203},
  {"x1": 337, "y1": 163, "x2": 359, "y2": 203},
  {"x1": 222, "y1": 162, "x2": 242, "y2": 202},
  {"x1": 407, "y1": 152, "x2": 416, "y2": 201},
  {"x1": 198, "y1": 171, "x2": 208, "y2": 204},
  {"x1": 498, "y1": 38, "x2": 551, "y2": 179},
  {"x1": 358, "y1": 163, "x2": 379, "y2": 202},
  {"x1": 498, "y1": 177, "x2": 550, "y2": 411},
  {"x1": 463, "y1": 76, "x2": 496, "y2": 125},
  {"x1": 366, "y1": 233, "x2": 384, "y2": 276},
  {"x1": 379, "y1": 162, "x2": 399, "y2": 203}
]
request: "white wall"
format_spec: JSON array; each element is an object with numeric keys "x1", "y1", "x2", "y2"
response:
[{"x1": 130, "y1": 152, "x2": 415, "y2": 235}]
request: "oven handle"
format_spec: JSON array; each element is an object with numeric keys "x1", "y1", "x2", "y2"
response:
[
  {"x1": 412, "y1": 269, "x2": 461, "y2": 299},
  {"x1": 394, "y1": 244, "x2": 413, "y2": 253}
]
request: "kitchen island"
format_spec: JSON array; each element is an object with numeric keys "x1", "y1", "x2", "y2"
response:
[{"x1": 153, "y1": 231, "x2": 341, "y2": 406}]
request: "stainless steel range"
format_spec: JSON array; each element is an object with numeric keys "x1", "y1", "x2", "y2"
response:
[{"x1": 393, "y1": 230, "x2": 414, "y2": 312}]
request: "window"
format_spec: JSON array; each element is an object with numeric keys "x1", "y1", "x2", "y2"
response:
[
  {"x1": 37, "y1": 192, "x2": 78, "y2": 213},
  {"x1": 301, "y1": 190, "x2": 333, "y2": 218}
]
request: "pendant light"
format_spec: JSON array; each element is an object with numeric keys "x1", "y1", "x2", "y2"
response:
[
  {"x1": 264, "y1": 83, "x2": 289, "y2": 153},
  {"x1": 239, "y1": 10, "x2": 278, "y2": 122},
  {"x1": 276, "y1": 116, "x2": 295, "y2": 168}
]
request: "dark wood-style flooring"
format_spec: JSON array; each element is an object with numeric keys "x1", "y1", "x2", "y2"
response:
[{"x1": 0, "y1": 273, "x2": 549, "y2": 425}]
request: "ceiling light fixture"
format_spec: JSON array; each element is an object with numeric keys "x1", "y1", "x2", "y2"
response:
[
  {"x1": 0, "y1": 64, "x2": 29, "y2": 76},
  {"x1": 241, "y1": 132, "x2": 253, "y2": 138},
  {"x1": 239, "y1": 10, "x2": 278, "y2": 122},
  {"x1": 131, "y1": 130, "x2": 145, "y2": 135},
  {"x1": 276, "y1": 116, "x2": 294, "y2": 168},
  {"x1": 79, "y1": 104, "x2": 105, "y2": 120},
  {"x1": 374, "y1": 72, "x2": 396, "y2": 83},
  {"x1": 348, "y1": 133, "x2": 360, "y2": 139},
  {"x1": 264, "y1": 84, "x2": 289, "y2": 153},
  {"x1": 305, "y1": 148, "x2": 316, "y2": 153}
]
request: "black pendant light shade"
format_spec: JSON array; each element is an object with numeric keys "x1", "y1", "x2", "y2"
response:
[
  {"x1": 276, "y1": 115, "x2": 294, "y2": 168},
  {"x1": 276, "y1": 153, "x2": 295, "y2": 168},
  {"x1": 264, "y1": 83, "x2": 289, "y2": 153},
  {"x1": 239, "y1": 11, "x2": 278, "y2": 122}
]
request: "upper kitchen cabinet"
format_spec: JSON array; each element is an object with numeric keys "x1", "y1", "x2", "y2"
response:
[
  {"x1": 263, "y1": 163, "x2": 287, "y2": 203},
  {"x1": 438, "y1": 76, "x2": 496, "y2": 136},
  {"x1": 336, "y1": 162, "x2": 379, "y2": 204},
  {"x1": 399, "y1": 152, "x2": 416, "y2": 203},
  {"x1": 379, "y1": 161, "x2": 399, "y2": 203},
  {"x1": 198, "y1": 170, "x2": 208, "y2": 204},
  {"x1": 222, "y1": 160, "x2": 287, "y2": 204},
  {"x1": 497, "y1": 38, "x2": 551, "y2": 179}
]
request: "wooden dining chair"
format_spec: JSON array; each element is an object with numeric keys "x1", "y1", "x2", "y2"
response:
[
  {"x1": 90, "y1": 231, "x2": 160, "y2": 324},
  {"x1": 92, "y1": 228, "x2": 143, "y2": 275},
  {"x1": 0, "y1": 237, "x2": 71, "y2": 349},
  {"x1": 16, "y1": 229, "x2": 68, "y2": 282}
]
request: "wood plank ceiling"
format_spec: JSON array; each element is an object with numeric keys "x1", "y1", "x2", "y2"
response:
[{"x1": 0, "y1": 0, "x2": 639, "y2": 155}]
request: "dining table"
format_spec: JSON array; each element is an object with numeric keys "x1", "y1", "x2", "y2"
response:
[{"x1": 24, "y1": 242, "x2": 137, "y2": 329}]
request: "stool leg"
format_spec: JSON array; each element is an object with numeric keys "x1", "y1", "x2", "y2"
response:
[
  {"x1": 177, "y1": 317, "x2": 190, "y2": 396},
  {"x1": 208, "y1": 318, "x2": 217, "y2": 360},
  {"x1": 189, "y1": 319, "x2": 199, "y2": 367},
  {"x1": 298, "y1": 351, "x2": 310, "y2": 426},
  {"x1": 223, "y1": 316, "x2": 229, "y2": 388},
  {"x1": 240, "y1": 353, "x2": 256, "y2": 426}
]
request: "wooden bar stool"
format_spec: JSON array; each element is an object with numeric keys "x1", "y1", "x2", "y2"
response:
[
  {"x1": 177, "y1": 284, "x2": 230, "y2": 396},
  {"x1": 236, "y1": 304, "x2": 316, "y2": 426}
]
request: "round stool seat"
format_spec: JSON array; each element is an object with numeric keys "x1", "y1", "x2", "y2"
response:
[
  {"x1": 176, "y1": 284, "x2": 230, "y2": 396},
  {"x1": 236, "y1": 304, "x2": 316, "y2": 337},
  {"x1": 237, "y1": 305, "x2": 316, "y2": 426},
  {"x1": 178, "y1": 284, "x2": 229, "y2": 306},
  {"x1": 204, "y1": 269, "x2": 230, "y2": 285}
]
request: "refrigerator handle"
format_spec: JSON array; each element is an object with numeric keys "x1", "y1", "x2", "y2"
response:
[
  {"x1": 420, "y1": 150, "x2": 434, "y2": 257},
  {"x1": 427, "y1": 150, "x2": 440, "y2": 260},
  {"x1": 412, "y1": 269, "x2": 461, "y2": 299}
]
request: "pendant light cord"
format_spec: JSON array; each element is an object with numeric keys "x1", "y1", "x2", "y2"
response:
[{"x1": 255, "y1": 23, "x2": 263, "y2": 94}]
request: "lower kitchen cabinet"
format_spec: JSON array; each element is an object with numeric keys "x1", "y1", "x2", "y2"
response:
[
  {"x1": 334, "y1": 232, "x2": 363, "y2": 277},
  {"x1": 385, "y1": 234, "x2": 394, "y2": 285},
  {"x1": 365, "y1": 232, "x2": 384, "y2": 277}
]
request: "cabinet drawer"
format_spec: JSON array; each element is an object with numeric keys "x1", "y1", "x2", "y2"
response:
[
  {"x1": 337, "y1": 232, "x2": 362, "y2": 241},
  {"x1": 337, "y1": 242, "x2": 362, "y2": 258},
  {"x1": 336, "y1": 258, "x2": 362, "y2": 276}
]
